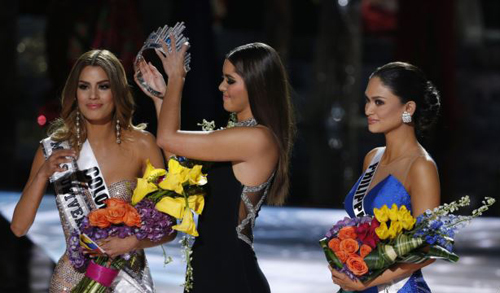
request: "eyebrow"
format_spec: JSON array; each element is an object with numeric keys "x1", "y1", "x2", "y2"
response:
[
  {"x1": 78, "y1": 80, "x2": 110, "y2": 84},
  {"x1": 365, "y1": 94, "x2": 386, "y2": 100}
]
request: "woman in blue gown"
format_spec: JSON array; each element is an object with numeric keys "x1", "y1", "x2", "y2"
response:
[{"x1": 330, "y1": 62, "x2": 441, "y2": 293}]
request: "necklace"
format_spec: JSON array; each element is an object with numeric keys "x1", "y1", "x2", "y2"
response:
[{"x1": 233, "y1": 117, "x2": 258, "y2": 127}]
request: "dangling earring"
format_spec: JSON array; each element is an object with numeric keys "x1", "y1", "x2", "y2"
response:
[
  {"x1": 116, "y1": 119, "x2": 121, "y2": 144},
  {"x1": 76, "y1": 110, "x2": 81, "y2": 148},
  {"x1": 402, "y1": 111, "x2": 412, "y2": 123}
]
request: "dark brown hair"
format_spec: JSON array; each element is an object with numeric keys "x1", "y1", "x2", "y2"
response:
[
  {"x1": 227, "y1": 43, "x2": 295, "y2": 206},
  {"x1": 370, "y1": 62, "x2": 441, "y2": 134}
]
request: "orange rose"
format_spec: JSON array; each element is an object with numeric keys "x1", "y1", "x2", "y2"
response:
[
  {"x1": 334, "y1": 250, "x2": 349, "y2": 263},
  {"x1": 338, "y1": 226, "x2": 357, "y2": 240},
  {"x1": 105, "y1": 198, "x2": 128, "y2": 208},
  {"x1": 360, "y1": 244, "x2": 372, "y2": 258},
  {"x1": 89, "y1": 209, "x2": 110, "y2": 228},
  {"x1": 328, "y1": 238, "x2": 341, "y2": 252},
  {"x1": 123, "y1": 206, "x2": 142, "y2": 227},
  {"x1": 346, "y1": 255, "x2": 369, "y2": 276},
  {"x1": 105, "y1": 206, "x2": 127, "y2": 224},
  {"x1": 340, "y1": 238, "x2": 359, "y2": 254}
]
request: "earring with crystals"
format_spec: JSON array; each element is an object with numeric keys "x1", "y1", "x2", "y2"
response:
[
  {"x1": 116, "y1": 119, "x2": 121, "y2": 144},
  {"x1": 402, "y1": 111, "x2": 412, "y2": 123},
  {"x1": 76, "y1": 110, "x2": 81, "y2": 148}
]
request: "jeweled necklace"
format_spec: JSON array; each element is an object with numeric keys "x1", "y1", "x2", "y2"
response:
[{"x1": 233, "y1": 117, "x2": 258, "y2": 127}]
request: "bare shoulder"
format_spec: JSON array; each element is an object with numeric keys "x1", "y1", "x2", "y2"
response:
[
  {"x1": 362, "y1": 147, "x2": 385, "y2": 170},
  {"x1": 220, "y1": 125, "x2": 277, "y2": 151},
  {"x1": 128, "y1": 128, "x2": 157, "y2": 148},
  {"x1": 407, "y1": 153, "x2": 440, "y2": 192},
  {"x1": 253, "y1": 125, "x2": 278, "y2": 149},
  {"x1": 409, "y1": 153, "x2": 438, "y2": 177}
]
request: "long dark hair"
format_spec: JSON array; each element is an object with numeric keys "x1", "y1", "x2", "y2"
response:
[{"x1": 227, "y1": 42, "x2": 295, "y2": 206}]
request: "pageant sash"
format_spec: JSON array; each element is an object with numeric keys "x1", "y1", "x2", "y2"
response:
[
  {"x1": 41, "y1": 138, "x2": 112, "y2": 230},
  {"x1": 41, "y1": 138, "x2": 91, "y2": 230},
  {"x1": 352, "y1": 147, "x2": 385, "y2": 217},
  {"x1": 77, "y1": 140, "x2": 111, "y2": 210}
]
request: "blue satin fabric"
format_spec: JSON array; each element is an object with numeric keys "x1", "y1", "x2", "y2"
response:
[{"x1": 343, "y1": 174, "x2": 431, "y2": 293}]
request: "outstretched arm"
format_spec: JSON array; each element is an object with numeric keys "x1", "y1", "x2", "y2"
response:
[{"x1": 154, "y1": 36, "x2": 276, "y2": 163}]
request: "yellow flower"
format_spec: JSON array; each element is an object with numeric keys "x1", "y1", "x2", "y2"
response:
[
  {"x1": 388, "y1": 204, "x2": 399, "y2": 221},
  {"x1": 155, "y1": 194, "x2": 205, "y2": 219},
  {"x1": 398, "y1": 205, "x2": 408, "y2": 215},
  {"x1": 173, "y1": 207, "x2": 199, "y2": 236},
  {"x1": 187, "y1": 194, "x2": 205, "y2": 215},
  {"x1": 132, "y1": 178, "x2": 159, "y2": 205},
  {"x1": 159, "y1": 159, "x2": 190, "y2": 194},
  {"x1": 373, "y1": 205, "x2": 390, "y2": 223},
  {"x1": 155, "y1": 197, "x2": 186, "y2": 219},
  {"x1": 375, "y1": 221, "x2": 390, "y2": 240},
  {"x1": 131, "y1": 159, "x2": 167, "y2": 205},
  {"x1": 144, "y1": 159, "x2": 167, "y2": 183},
  {"x1": 389, "y1": 220, "x2": 403, "y2": 236},
  {"x1": 187, "y1": 165, "x2": 207, "y2": 186},
  {"x1": 400, "y1": 212, "x2": 417, "y2": 230}
]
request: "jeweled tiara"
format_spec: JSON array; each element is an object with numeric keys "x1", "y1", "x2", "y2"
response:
[{"x1": 134, "y1": 22, "x2": 191, "y2": 98}]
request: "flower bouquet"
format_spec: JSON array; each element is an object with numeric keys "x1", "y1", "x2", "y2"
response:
[
  {"x1": 67, "y1": 197, "x2": 175, "y2": 293},
  {"x1": 319, "y1": 196, "x2": 496, "y2": 290},
  {"x1": 131, "y1": 156, "x2": 208, "y2": 291}
]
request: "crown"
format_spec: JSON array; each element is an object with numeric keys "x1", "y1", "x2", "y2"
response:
[{"x1": 134, "y1": 22, "x2": 191, "y2": 98}]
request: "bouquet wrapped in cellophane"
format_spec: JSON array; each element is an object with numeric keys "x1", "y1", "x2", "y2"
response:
[{"x1": 319, "y1": 196, "x2": 495, "y2": 290}]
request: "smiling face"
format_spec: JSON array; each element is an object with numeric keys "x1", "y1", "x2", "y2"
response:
[
  {"x1": 364, "y1": 76, "x2": 409, "y2": 134},
  {"x1": 77, "y1": 66, "x2": 115, "y2": 124},
  {"x1": 218, "y1": 59, "x2": 252, "y2": 120}
]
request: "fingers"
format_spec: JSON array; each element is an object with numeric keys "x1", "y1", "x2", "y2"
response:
[
  {"x1": 329, "y1": 267, "x2": 345, "y2": 279},
  {"x1": 47, "y1": 149, "x2": 76, "y2": 172},
  {"x1": 179, "y1": 41, "x2": 189, "y2": 56},
  {"x1": 148, "y1": 62, "x2": 161, "y2": 75},
  {"x1": 169, "y1": 33, "x2": 177, "y2": 53},
  {"x1": 51, "y1": 149, "x2": 76, "y2": 158}
]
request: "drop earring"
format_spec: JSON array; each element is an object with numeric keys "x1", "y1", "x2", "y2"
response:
[
  {"x1": 116, "y1": 119, "x2": 121, "y2": 144},
  {"x1": 76, "y1": 110, "x2": 81, "y2": 147}
]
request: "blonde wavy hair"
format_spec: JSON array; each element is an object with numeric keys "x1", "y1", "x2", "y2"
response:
[{"x1": 49, "y1": 49, "x2": 144, "y2": 152}]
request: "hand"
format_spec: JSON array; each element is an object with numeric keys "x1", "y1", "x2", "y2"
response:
[
  {"x1": 155, "y1": 34, "x2": 189, "y2": 80},
  {"x1": 37, "y1": 149, "x2": 76, "y2": 180},
  {"x1": 134, "y1": 59, "x2": 166, "y2": 101},
  {"x1": 98, "y1": 236, "x2": 140, "y2": 259},
  {"x1": 329, "y1": 265, "x2": 366, "y2": 291}
]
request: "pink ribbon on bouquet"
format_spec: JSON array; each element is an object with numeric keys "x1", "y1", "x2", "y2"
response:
[{"x1": 85, "y1": 261, "x2": 119, "y2": 287}]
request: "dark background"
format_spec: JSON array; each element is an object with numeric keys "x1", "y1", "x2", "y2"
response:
[
  {"x1": 1, "y1": 0, "x2": 499, "y2": 213},
  {"x1": 1, "y1": 1, "x2": 500, "y2": 291}
]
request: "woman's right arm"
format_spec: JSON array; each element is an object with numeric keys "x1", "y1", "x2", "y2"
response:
[{"x1": 10, "y1": 146, "x2": 75, "y2": 237}]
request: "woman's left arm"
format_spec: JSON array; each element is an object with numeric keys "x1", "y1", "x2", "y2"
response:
[{"x1": 331, "y1": 157, "x2": 441, "y2": 291}]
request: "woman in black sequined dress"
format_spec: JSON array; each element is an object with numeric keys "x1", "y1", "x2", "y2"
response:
[{"x1": 138, "y1": 40, "x2": 295, "y2": 292}]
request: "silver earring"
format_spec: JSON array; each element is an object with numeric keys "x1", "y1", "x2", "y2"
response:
[
  {"x1": 116, "y1": 119, "x2": 121, "y2": 144},
  {"x1": 402, "y1": 111, "x2": 412, "y2": 123},
  {"x1": 76, "y1": 110, "x2": 81, "y2": 147}
]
